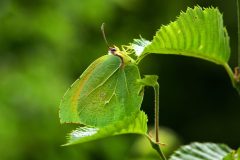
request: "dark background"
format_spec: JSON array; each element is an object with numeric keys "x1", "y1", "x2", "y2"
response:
[{"x1": 0, "y1": 0, "x2": 239, "y2": 160}]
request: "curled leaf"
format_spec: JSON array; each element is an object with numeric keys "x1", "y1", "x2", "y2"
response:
[{"x1": 64, "y1": 111, "x2": 148, "y2": 146}]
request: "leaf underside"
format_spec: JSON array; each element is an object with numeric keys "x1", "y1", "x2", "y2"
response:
[
  {"x1": 64, "y1": 111, "x2": 148, "y2": 146},
  {"x1": 142, "y1": 6, "x2": 230, "y2": 65},
  {"x1": 169, "y1": 142, "x2": 232, "y2": 160},
  {"x1": 59, "y1": 55, "x2": 143, "y2": 127}
]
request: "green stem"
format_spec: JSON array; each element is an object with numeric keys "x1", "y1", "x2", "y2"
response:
[
  {"x1": 224, "y1": 63, "x2": 236, "y2": 86},
  {"x1": 153, "y1": 83, "x2": 166, "y2": 160},
  {"x1": 237, "y1": 0, "x2": 240, "y2": 67},
  {"x1": 154, "y1": 83, "x2": 160, "y2": 143}
]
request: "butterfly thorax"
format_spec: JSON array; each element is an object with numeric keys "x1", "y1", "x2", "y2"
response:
[{"x1": 108, "y1": 45, "x2": 135, "y2": 66}]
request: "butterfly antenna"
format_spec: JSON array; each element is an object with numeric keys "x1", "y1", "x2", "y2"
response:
[{"x1": 101, "y1": 23, "x2": 110, "y2": 48}]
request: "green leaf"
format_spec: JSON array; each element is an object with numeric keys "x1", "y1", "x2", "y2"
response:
[
  {"x1": 169, "y1": 142, "x2": 232, "y2": 160},
  {"x1": 59, "y1": 55, "x2": 143, "y2": 127},
  {"x1": 142, "y1": 6, "x2": 230, "y2": 65},
  {"x1": 137, "y1": 75, "x2": 159, "y2": 87},
  {"x1": 223, "y1": 148, "x2": 240, "y2": 160},
  {"x1": 64, "y1": 110, "x2": 148, "y2": 146},
  {"x1": 134, "y1": 6, "x2": 240, "y2": 94}
]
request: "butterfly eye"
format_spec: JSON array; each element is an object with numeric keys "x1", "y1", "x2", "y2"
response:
[{"x1": 109, "y1": 47, "x2": 117, "y2": 54}]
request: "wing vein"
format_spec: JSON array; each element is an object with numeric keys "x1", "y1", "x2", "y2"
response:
[
  {"x1": 123, "y1": 68, "x2": 129, "y2": 94},
  {"x1": 84, "y1": 65, "x2": 121, "y2": 97}
]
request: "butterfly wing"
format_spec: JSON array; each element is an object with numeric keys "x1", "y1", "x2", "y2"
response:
[{"x1": 59, "y1": 55, "x2": 143, "y2": 127}]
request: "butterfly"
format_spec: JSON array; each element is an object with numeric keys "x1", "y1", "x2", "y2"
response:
[{"x1": 59, "y1": 39, "x2": 143, "y2": 127}]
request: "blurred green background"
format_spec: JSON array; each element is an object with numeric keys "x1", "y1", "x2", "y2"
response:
[{"x1": 0, "y1": 0, "x2": 240, "y2": 159}]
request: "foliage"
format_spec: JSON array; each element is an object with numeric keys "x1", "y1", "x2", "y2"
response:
[
  {"x1": 134, "y1": 6, "x2": 240, "y2": 94},
  {"x1": 0, "y1": 0, "x2": 239, "y2": 160},
  {"x1": 59, "y1": 6, "x2": 240, "y2": 160},
  {"x1": 169, "y1": 142, "x2": 232, "y2": 160},
  {"x1": 141, "y1": 7, "x2": 230, "y2": 64}
]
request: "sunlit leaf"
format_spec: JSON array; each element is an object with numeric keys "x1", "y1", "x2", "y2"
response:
[
  {"x1": 142, "y1": 6, "x2": 230, "y2": 64},
  {"x1": 134, "y1": 6, "x2": 240, "y2": 94}
]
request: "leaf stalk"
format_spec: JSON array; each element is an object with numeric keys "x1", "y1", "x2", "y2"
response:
[
  {"x1": 154, "y1": 83, "x2": 160, "y2": 143},
  {"x1": 237, "y1": 0, "x2": 240, "y2": 67},
  {"x1": 153, "y1": 83, "x2": 166, "y2": 160}
]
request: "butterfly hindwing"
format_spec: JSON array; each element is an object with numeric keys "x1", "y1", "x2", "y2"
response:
[{"x1": 59, "y1": 55, "x2": 143, "y2": 127}]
